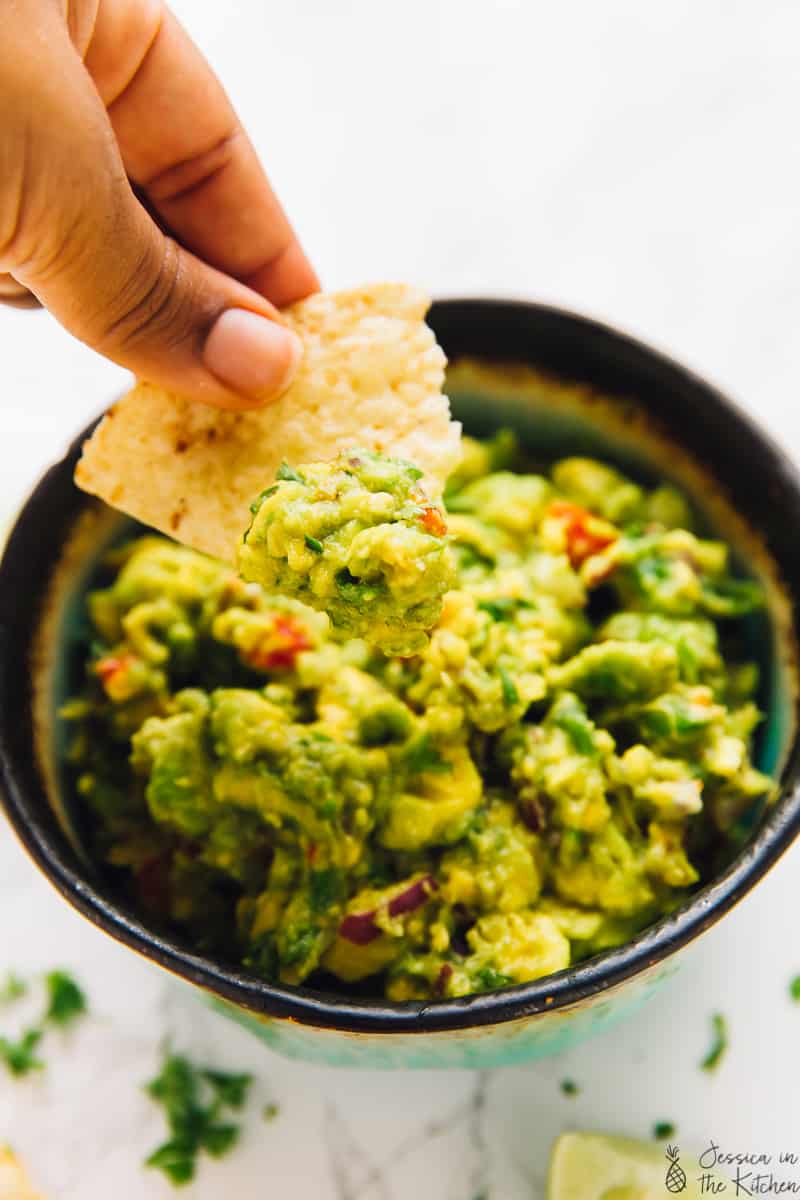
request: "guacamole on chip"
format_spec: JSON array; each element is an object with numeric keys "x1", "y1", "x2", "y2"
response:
[
  {"x1": 239, "y1": 450, "x2": 454, "y2": 655},
  {"x1": 64, "y1": 438, "x2": 774, "y2": 1001}
]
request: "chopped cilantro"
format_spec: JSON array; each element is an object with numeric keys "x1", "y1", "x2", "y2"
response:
[
  {"x1": 404, "y1": 734, "x2": 452, "y2": 776},
  {"x1": 653, "y1": 1121, "x2": 676, "y2": 1140},
  {"x1": 0, "y1": 968, "x2": 87, "y2": 1079},
  {"x1": 45, "y1": 971, "x2": 86, "y2": 1027},
  {"x1": 309, "y1": 867, "x2": 344, "y2": 912},
  {"x1": 145, "y1": 1141, "x2": 197, "y2": 1186},
  {"x1": 199, "y1": 1124, "x2": 239, "y2": 1158},
  {"x1": 790, "y1": 975, "x2": 800, "y2": 1002},
  {"x1": 281, "y1": 926, "x2": 319, "y2": 966},
  {"x1": 0, "y1": 974, "x2": 26, "y2": 1005},
  {"x1": 201, "y1": 1070, "x2": 253, "y2": 1110},
  {"x1": 560, "y1": 1079, "x2": 579, "y2": 1097},
  {"x1": 250, "y1": 484, "x2": 278, "y2": 514},
  {"x1": 474, "y1": 966, "x2": 512, "y2": 990},
  {"x1": 243, "y1": 934, "x2": 279, "y2": 981},
  {"x1": 478, "y1": 598, "x2": 515, "y2": 621},
  {"x1": 262, "y1": 1103, "x2": 279, "y2": 1122},
  {"x1": 276, "y1": 463, "x2": 305, "y2": 484},
  {"x1": 498, "y1": 664, "x2": 520, "y2": 708},
  {"x1": 304, "y1": 535, "x2": 324, "y2": 554},
  {"x1": 700, "y1": 1012, "x2": 728, "y2": 1072},
  {"x1": 145, "y1": 1053, "x2": 253, "y2": 1187},
  {"x1": 552, "y1": 700, "x2": 597, "y2": 757},
  {"x1": 0, "y1": 1030, "x2": 43, "y2": 1077},
  {"x1": 477, "y1": 597, "x2": 533, "y2": 621}
]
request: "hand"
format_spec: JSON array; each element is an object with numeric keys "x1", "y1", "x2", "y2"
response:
[{"x1": 0, "y1": 0, "x2": 318, "y2": 409}]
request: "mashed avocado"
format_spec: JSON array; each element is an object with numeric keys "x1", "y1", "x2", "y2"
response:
[
  {"x1": 64, "y1": 439, "x2": 774, "y2": 1001},
  {"x1": 238, "y1": 449, "x2": 454, "y2": 656}
]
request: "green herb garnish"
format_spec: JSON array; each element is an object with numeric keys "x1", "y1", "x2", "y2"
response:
[
  {"x1": 0, "y1": 974, "x2": 26, "y2": 1005},
  {"x1": 304, "y1": 535, "x2": 324, "y2": 554},
  {"x1": 201, "y1": 1070, "x2": 253, "y2": 1110},
  {"x1": 276, "y1": 463, "x2": 305, "y2": 484},
  {"x1": 478, "y1": 598, "x2": 517, "y2": 621},
  {"x1": 249, "y1": 484, "x2": 279, "y2": 514},
  {"x1": 145, "y1": 1053, "x2": 253, "y2": 1186},
  {"x1": 0, "y1": 1030, "x2": 43, "y2": 1077},
  {"x1": 653, "y1": 1121, "x2": 676, "y2": 1140},
  {"x1": 309, "y1": 867, "x2": 344, "y2": 912},
  {"x1": 0, "y1": 969, "x2": 87, "y2": 1078},
  {"x1": 790, "y1": 975, "x2": 800, "y2": 1002},
  {"x1": 404, "y1": 734, "x2": 452, "y2": 776},
  {"x1": 700, "y1": 1012, "x2": 728, "y2": 1072},
  {"x1": 262, "y1": 1103, "x2": 279, "y2": 1122},
  {"x1": 474, "y1": 966, "x2": 512, "y2": 990},
  {"x1": 498, "y1": 664, "x2": 519, "y2": 708},
  {"x1": 560, "y1": 1079, "x2": 579, "y2": 1097},
  {"x1": 45, "y1": 971, "x2": 86, "y2": 1027}
]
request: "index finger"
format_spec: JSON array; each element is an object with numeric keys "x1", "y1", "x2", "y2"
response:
[{"x1": 83, "y1": 0, "x2": 319, "y2": 307}]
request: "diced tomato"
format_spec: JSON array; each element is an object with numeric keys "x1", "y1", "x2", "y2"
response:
[
  {"x1": 547, "y1": 500, "x2": 618, "y2": 567},
  {"x1": 94, "y1": 653, "x2": 140, "y2": 700},
  {"x1": 306, "y1": 842, "x2": 319, "y2": 864},
  {"x1": 95, "y1": 654, "x2": 132, "y2": 684},
  {"x1": 246, "y1": 614, "x2": 313, "y2": 672},
  {"x1": 419, "y1": 506, "x2": 448, "y2": 537}
]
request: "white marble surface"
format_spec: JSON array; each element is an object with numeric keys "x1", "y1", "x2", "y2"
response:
[{"x1": 2, "y1": 2, "x2": 800, "y2": 1195}]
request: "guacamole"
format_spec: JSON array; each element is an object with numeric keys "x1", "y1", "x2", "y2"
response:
[
  {"x1": 64, "y1": 438, "x2": 774, "y2": 1001},
  {"x1": 238, "y1": 450, "x2": 453, "y2": 656}
]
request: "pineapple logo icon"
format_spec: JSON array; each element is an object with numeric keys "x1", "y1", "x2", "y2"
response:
[{"x1": 665, "y1": 1145, "x2": 687, "y2": 1193}]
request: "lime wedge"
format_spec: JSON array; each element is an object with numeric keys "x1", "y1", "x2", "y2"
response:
[{"x1": 547, "y1": 1132, "x2": 724, "y2": 1200}]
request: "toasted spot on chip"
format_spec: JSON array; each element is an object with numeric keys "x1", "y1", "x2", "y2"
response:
[{"x1": 75, "y1": 283, "x2": 461, "y2": 563}]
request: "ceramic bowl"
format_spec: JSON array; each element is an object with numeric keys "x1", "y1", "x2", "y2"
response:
[{"x1": 2, "y1": 299, "x2": 800, "y2": 1068}]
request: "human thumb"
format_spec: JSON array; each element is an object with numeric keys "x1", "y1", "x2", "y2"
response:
[{"x1": 1, "y1": 25, "x2": 301, "y2": 410}]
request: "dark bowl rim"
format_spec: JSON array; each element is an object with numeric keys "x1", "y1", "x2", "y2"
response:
[{"x1": 2, "y1": 296, "x2": 800, "y2": 1036}]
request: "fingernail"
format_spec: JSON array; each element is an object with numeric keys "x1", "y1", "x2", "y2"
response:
[{"x1": 203, "y1": 308, "x2": 302, "y2": 402}]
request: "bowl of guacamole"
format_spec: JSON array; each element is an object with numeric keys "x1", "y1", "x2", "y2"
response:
[{"x1": 2, "y1": 299, "x2": 800, "y2": 1069}]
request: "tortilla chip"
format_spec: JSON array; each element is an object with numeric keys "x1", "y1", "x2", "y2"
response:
[
  {"x1": 75, "y1": 283, "x2": 460, "y2": 563},
  {"x1": 0, "y1": 1148, "x2": 42, "y2": 1200}
]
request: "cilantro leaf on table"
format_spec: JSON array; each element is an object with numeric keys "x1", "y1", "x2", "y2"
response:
[
  {"x1": 145, "y1": 1053, "x2": 253, "y2": 1187},
  {"x1": 200, "y1": 1124, "x2": 240, "y2": 1158},
  {"x1": 653, "y1": 1121, "x2": 677, "y2": 1140},
  {"x1": 145, "y1": 1138, "x2": 197, "y2": 1186},
  {"x1": 201, "y1": 1070, "x2": 253, "y2": 1110},
  {"x1": 45, "y1": 971, "x2": 87, "y2": 1027},
  {"x1": 700, "y1": 1012, "x2": 729, "y2": 1072},
  {"x1": 0, "y1": 967, "x2": 87, "y2": 1078},
  {"x1": 0, "y1": 974, "x2": 27, "y2": 1005},
  {"x1": 0, "y1": 1029, "x2": 44, "y2": 1077}
]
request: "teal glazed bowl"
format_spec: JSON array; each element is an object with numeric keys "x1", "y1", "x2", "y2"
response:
[{"x1": 2, "y1": 300, "x2": 800, "y2": 1069}]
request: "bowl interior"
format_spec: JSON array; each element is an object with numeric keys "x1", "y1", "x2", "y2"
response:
[
  {"x1": 39, "y1": 360, "x2": 797, "y2": 891},
  {"x1": 4, "y1": 299, "x2": 800, "y2": 1035}
]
